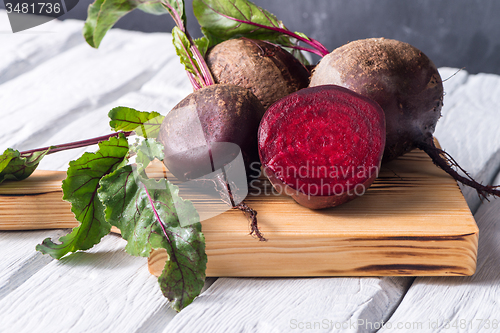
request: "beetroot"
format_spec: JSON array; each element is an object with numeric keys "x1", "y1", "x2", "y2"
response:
[
  {"x1": 158, "y1": 84, "x2": 265, "y2": 181},
  {"x1": 309, "y1": 38, "x2": 500, "y2": 199},
  {"x1": 206, "y1": 38, "x2": 310, "y2": 109},
  {"x1": 258, "y1": 85, "x2": 386, "y2": 209},
  {"x1": 158, "y1": 84, "x2": 267, "y2": 239},
  {"x1": 310, "y1": 38, "x2": 443, "y2": 162},
  {"x1": 310, "y1": 38, "x2": 500, "y2": 197}
]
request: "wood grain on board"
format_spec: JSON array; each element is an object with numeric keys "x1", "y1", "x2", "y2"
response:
[{"x1": 0, "y1": 148, "x2": 478, "y2": 277}]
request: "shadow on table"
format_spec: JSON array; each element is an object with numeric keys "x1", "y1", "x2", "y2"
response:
[{"x1": 58, "y1": 234, "x2": 142, "y2": 271}]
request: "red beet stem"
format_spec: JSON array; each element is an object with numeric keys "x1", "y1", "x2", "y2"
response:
[
  {"x1": 20, "y1": 131, "x2": 133, "y2": 156},
  {"x1": 205, "y1": 9, "x2": 329, "y2": 57},
  {"x1": 162, "y1": 2, "x2": 214, "y2": 90}
]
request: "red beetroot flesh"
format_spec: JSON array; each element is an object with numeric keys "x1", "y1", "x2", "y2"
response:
[{"x1": 258, "y1": 85, "x2": 386, "y2": 209}]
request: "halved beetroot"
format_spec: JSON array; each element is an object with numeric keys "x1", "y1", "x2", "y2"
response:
[{"x1": 258, "y1": 85, "x2": 386, "y2": 209}]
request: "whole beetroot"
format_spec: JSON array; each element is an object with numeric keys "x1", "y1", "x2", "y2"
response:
[
  {"x1": 158, "y1": 83, "x2": 267, "y2": 240},
  {"x1": 206, "y1": 38, "x2": 310, "y2": 109},
  {"x1": 310, "y1": 37, "x2": 500, "y2": 199},
  {"x1": 158, "y1": 84, "x2": 265, "y2": 182},
  {"x1": 310, "y1": 37, "x2": 443, "y2": 162}
]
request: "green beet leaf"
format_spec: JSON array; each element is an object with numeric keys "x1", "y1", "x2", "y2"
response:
[
  {"x1": 137, "y1": 2, "x2": 170, "y2": 16},
  {"x1": 83, "y1": 0, "x2": 184, "y2": 48},
  {"x1": 199, "y1": 28, "x2": 225, "y2": 50},
  {"x1": 98, "y1": 166, "x2": 206, "y2": 311},
  {"x1": 83, "y1": 0, "x2": 136, "y2": 48},
  {"x1": 192, "y1": 0, "x2": 320, "y2": 64},
  {"x1": 192, "y1": 0, "x2": 291, "y2": 45},
  {"x1": 194, "y1": 36, "x2": 210, "y2": 57},
  {"x1": 172, "y1": 26, "x2": 205, "y2": 87},
  {"x1": 109, "y1": 107, "x2": 164, "y2": 139},
  {"x1": 36, "y1": 134, "x2": 129, "y2": 259},
  {"x1": 157, "y1": 212, "x2": 206, "y2": 312},
  {"x1": 157, "y1": 0, "x2": 186, "y2": 29},
  {"x1": 0, "y1": 148, "x2": 51, "y2": 183},
  {"x1": 132, "y1": 138, "x2": 165, "y2": 176},
  {"x1": 98, "y1": 165, "x2": 156, "y2": 256}
]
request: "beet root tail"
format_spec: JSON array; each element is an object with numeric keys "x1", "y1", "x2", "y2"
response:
[
  {"x1": 234, "y1": 201, "x2": 266, "y2": 242},
  {"x1": 418, "y1": 138, "x2": 500, "y2": 200},
  {"x1": 214, "y1": 173, "x2": 266, "y2": 241}
]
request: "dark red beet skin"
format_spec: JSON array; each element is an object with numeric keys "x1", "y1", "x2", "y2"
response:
[
  {"x1": 310, "y1": 38, "x2": 443, "y2": 162},
  {"x1": 258, "y1": 85, "x2": 386, "y2": 209},
  {"x1": 158, "y1": 84, "x2": 265, "y2": 182}
]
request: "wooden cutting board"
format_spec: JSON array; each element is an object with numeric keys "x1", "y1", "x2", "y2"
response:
[{"x1": 0, "y1": 149, "x2": 478, "y2": 277}]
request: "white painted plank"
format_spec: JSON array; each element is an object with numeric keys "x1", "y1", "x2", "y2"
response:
[
  {"x1": 163, "y1": 277, "x2": 413, "y2": 333},
  {"x1": 0, "y1": 25, "x2": 177, "y2": 154},
  {"x1": 0, "y1": 16, "x2": 85, "y2": 85},
  {"x1": 378, "y1": 173, "x2": 500, "y2": 333},
  {"x1": 0, "y1": 230, "x2": 65, "y2": 297},
  {"x1": 0, "y1": 234, "x2": 176, "y2": 333},
  {"x1": 435, "y1": 68, "x2": 500, "y2": 213},
  {"x1": 139, "y1": 55, "x2": 194, "y2": 103},
  {"x1": 34, "y1": 59, "x2": 192, "y2": 171}
]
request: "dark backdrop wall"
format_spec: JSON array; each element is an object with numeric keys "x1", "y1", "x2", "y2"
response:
[{"x1": 6, "y1": 0, "x2": 500, "y2": 75}]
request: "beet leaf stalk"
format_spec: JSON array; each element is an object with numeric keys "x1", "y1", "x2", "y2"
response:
[
  {"x1": 192, "y1": 0, "x2": 329, "y2": 57},
  {"x1": 0, "y1": 106, "x2": 164, "y2": 184},
  {"x1": 20, "y1": 131, "x2": 133, "y2": 156},
  {"x1": 83, "y1": 0, "x2": 215, "y2": 88},
  {"x1": 0, "y1": 131, "x2": 131, "y2": 184},
  {"x1": 161, "y1": 0, "x2": 214, "y2": 89}
]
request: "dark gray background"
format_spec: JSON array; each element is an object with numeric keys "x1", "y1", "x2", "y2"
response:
[{"x1": 3, "y1": 0, "x2": 500, "y2": 75}]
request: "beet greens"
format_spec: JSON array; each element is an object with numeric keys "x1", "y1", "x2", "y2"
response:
[
  {"x1": 0, "y1": 106, "x2": 206, "y2": 312},
  {"x1": 192, "y1": 0, "x2": 329, "y2": 61}
]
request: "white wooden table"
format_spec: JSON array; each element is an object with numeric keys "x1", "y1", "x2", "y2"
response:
[{"x1": 1, "y1": 13, "x2": 500, "y2": 333}]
